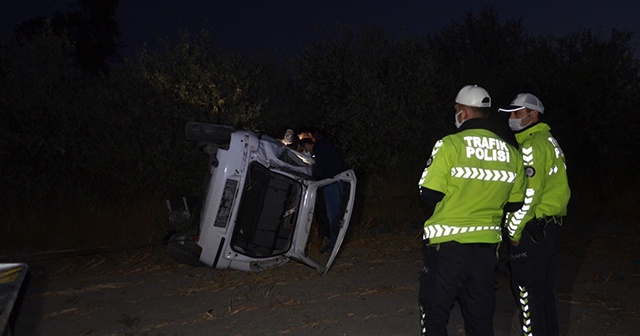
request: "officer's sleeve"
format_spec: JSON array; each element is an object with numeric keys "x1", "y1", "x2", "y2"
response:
[
  {"x1": 509, "y1": 155, "x2": 527, "y2": 204},
  {"x1": 420, "y1": 186, "x2": 445, "y2": 206},
  {"x1": 418, "y1": 138, "x2": 450, "y2": 194},
  {"x1": 417, "y1": 138, "x2": 448, "y2": 220},
  {"x1": 509, "y1": 137, "x2": 553, "y2": 240},
  {"x1": 504, "y1": 145, "x2": 527, "y2": 241},
  {"x1": 419, "y1": 186, "x2": 444, "y2": 218}
]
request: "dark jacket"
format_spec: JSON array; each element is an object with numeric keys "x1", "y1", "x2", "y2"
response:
[{"x1": 312, "y1": 137, "x2": 347, "y2": 180}]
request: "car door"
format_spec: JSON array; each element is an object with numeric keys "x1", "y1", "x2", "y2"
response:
[{"x1": 287, "y1": 169, "x2": 357, "y2": 274}]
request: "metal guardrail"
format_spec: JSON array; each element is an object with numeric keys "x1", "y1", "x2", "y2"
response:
[
  {"x1": 0, "y1": 241, "x2": 167, "y2": 264},
  {"x1": 0, "y1": 263, "x2": 28, "y2": 335}
]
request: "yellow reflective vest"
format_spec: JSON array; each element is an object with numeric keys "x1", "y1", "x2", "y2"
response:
[
  {"x1": 418, "y1": 123, "x2": 526, "y2": 244},
  {"x1": 505, "y1": 122, "x2": 570, "y2": 241}
]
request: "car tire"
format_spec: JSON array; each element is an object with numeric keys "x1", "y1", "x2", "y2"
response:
[
  {"x1": 185, "y1": 122, "x2": 235, "y2": 144},
  {"x1": 167, "y1": 232, "x2": 204, "y2": 267}
]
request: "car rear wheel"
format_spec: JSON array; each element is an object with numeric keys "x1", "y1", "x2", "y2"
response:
[{"x1": 185, "y1": 122, "x2": 235, "y2": 144}]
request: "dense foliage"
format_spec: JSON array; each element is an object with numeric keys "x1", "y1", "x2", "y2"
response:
[{"x1": 1, "y1": 9, "x2": 638, "y2": 251}]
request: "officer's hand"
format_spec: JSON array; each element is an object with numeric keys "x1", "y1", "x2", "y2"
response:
[{"x1": 510, "y1": 239, "x2": 520, "y2": 246}]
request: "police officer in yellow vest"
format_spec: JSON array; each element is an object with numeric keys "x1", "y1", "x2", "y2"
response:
[
  {"x1": 418, "y1": 85, "x2": 526, "y2": 336},
  {"x1": 499, "y1": 93, "x2": 570, "y2": 336}
]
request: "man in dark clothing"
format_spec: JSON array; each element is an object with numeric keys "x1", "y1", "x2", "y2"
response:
[{"x1": 299, "y1": 131, "x2": 347, "y2": 250}]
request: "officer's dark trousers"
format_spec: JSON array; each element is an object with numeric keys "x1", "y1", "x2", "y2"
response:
[
  {"x1": 419, "y1": 241, "x2": 497, "y2": 336},
  {"x1": 509, "y1": 221, "x2": 562, "y2": 336}
]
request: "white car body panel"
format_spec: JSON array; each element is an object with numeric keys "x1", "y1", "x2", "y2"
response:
[{"x1": 185, "y1": 127, "x2": 356, "y2": 274}]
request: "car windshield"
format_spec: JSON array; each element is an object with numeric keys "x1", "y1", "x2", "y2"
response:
[{"x1": 231, "y1": 162, "x2": 301, "y2": 257}]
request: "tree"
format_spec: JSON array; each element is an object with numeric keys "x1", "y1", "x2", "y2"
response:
[
  {"x1": 546, "y1": 29, "x2": 640, "y2": 197},
  {"x1": 296, "y1": 26, "x2": 438, "y2": 176},
  {"x1": 135, "y1": 29, "x2": 264, "y2": 129},
  {"x1": 426, "y1": 7, "x2": 537, "y2": 104},
  {"x1": 13, "y1": 0, "x2": 121, "y2": 71}
]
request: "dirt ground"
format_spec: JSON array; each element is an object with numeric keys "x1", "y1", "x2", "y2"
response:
[{"x1": 7, "y1": 218, "x2": 640, "y2": 336}]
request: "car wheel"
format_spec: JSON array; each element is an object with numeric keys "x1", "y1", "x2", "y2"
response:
[
  {"x1": 167, "y1": 232, "x2": 204, "y2": 267},
  {"x1": 185, "y1": 122, "x2": 235, "y2": 144}
]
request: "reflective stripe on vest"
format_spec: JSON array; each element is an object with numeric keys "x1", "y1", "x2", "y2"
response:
[
  {"x1": 450, "y1": 166, "x2": 517, "y2": 182},
  {"x1": 423, "y1": 223, "x2": 501, "y2": 240}
]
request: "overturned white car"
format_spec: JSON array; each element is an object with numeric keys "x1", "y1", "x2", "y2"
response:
[{"x1": 168, "y1": 123, "x2": 357, "y2": 274}]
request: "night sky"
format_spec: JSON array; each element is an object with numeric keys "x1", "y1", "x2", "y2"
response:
[{"x1": 2, "y1": 0, "x2": 639, "y2": 57}]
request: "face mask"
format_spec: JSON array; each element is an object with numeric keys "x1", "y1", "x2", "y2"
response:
[
  {"x1": 508, "y1": 111, "x2": 532, "y2": 131},
  {"x1": 454, "y1": 110, "x2": 464, "y2": 129}
]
